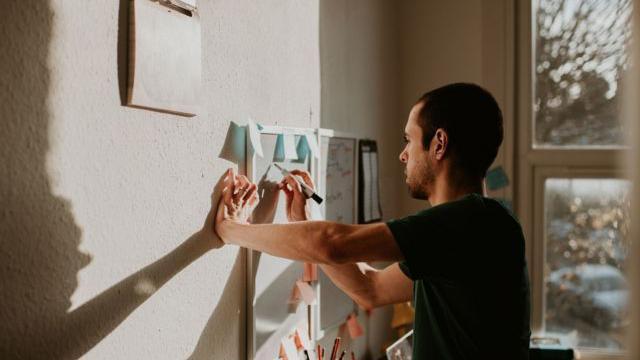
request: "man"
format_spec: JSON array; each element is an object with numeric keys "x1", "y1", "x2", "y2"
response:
[{"x1": 213, "y1": 83, "x2": 531, "y2": 359}]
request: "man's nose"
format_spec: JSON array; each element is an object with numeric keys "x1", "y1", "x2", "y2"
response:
[{"x1": 399, "y1": 150, "x2": 407, "y2": 163}]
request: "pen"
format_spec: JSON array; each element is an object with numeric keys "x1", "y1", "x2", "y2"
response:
[
  {"x1": 273, "y1": 163, "x2": 323, "y2": 204},
  {"x1": 329, "y1": 337, "x2": 341, "y2": 360},
  {"x1": 337, "y1": 350, "x2": 346, "y2": 360}
]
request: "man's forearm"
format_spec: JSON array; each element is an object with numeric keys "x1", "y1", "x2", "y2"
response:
[
  {"x1": 218, "y1": 220, "x2": 334, "y2": 263},
  {"x1": 319, "y1": 263, "x2": 379, "y2": 310}
]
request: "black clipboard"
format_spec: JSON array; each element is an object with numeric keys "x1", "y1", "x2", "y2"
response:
[{"x1": 358, "y1": 140, "x2": 382, "y2": 223}]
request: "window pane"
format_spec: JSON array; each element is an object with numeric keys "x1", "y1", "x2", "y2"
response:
[
  {"x1": 544, "y1": 178, "x2": 631, "y2": 349},
  {"x1": 533, "y1": 0, "x2": 632, "y2": 147}
]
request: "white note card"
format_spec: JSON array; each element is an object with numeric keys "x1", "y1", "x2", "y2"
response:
[
  {"x1": 283, "y1": 133, "x2": 298, "y2": 160},
  {"x1": 370, "y1": 153, "x2": 381, "y2": 220},
  {"x1": 305, "y1": 134, "x2": 320, "y2": 159},
  {"x1": 362, "y1": 151, "x2": 372, "y2": 222}
]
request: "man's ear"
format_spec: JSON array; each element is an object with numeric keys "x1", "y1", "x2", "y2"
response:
[{"x1": 433, "y1": 129, "x2": 448, "y2": 160}]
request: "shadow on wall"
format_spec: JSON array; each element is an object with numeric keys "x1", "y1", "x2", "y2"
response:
[
  {"x1": 0, "y1": 0, "x2": 90, "y2": 357},
  {"x1": 0, "y1": 1, "x2": 243, "y2": 358},
  {"x1": 189, "y1": 253, "x2": 246, "y2": 360}
]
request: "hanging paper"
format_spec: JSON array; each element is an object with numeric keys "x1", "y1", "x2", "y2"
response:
[
  {"x1": 296, "y1": 136, "x2": 311, "y2": 162},
  {"x1": 486, "y1": 166, "x2": 509, "y2": 191},
  {"x1": 283, "y1": 133, "x2": 298, "y2": 160},
  {"x1": 296, "y1": 280, "x2": 316, "y2": 305},
  {"x1": 305, "y1": 133, "x2": 320, "y2": 159},
  {"x1": 346, "y1": 313, "x2": 364, "y2": 339},
  {"x1": 274, "y1": 134, "x2": 286, "y2": 162}
]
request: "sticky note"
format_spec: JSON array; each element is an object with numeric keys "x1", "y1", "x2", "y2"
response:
[
  {"x1": 296, "y1": 136, "x2": 310, "y2": 162},
  {"x1": 218, "y1": 121, "x2": 246, "y2": 164},
  {"x1": 486, "y1": 166, "x2": 509, "y2": 191},
  {"x1": 288, "y1": 282, "x2": 301, "y2": 304},
  {"x1": 287, "y1": 282, "x2": 302, "y2": 313},
  {"x1": 247, "y1": 118, "x2": 263, "y2": 158},
  {"x1": 302, "y1": 263, "x2": 317, "y2": 282},
  {"x1": 346, "y1": 313, "x2": 364, "y2": 339},
  {"x1": 274, "y1": 134, "x2": 286, "y2": 162},
  {"x1": 296, "y1": 280, "x2": 316, "y2": 305},
  {"x1": 283, "y1": 133, "x2": 298, "y2": 160},
  {"x1": 305, "y1": 133, "x2": 320, "y2": 159}
]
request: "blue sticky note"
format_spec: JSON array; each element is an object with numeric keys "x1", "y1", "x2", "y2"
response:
[
  {"x1": 295, "y1": 136, "x2": 310, "y2": 162},
  {"x1": 486, "y1": 166, "x2": 509, "y2": 191},
  {"x1": 273, "y1": 134, "x2": 285, "y2": 162}
]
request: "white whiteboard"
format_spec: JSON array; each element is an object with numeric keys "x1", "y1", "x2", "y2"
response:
[
  {"x1": 246, "y1": 128, "x2": 316, "y2": 360},
  {"x1": 316, "y1": 131, "x2": 357, "y2": 332}
]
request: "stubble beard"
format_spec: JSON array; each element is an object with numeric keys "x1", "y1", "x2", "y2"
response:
[{"x1": 406, "y1": 158, "x2": 435, "y2": 200}]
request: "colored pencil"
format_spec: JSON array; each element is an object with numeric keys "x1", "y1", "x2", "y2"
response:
[{"x1": 329, "y1": 337, "x2": 341, "y2": 360}]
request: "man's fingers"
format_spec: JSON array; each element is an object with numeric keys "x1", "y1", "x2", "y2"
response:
[
  {"x1": 283, "y1": 175, "x2": 302, "y2": 195},
  {"x1": 242, "y1": 183, "x2": 258, "y2": 205},
  {"x1": 233, "y1": 175, "x2": 250, "y2": 195},
  {"x1": 290, "y1": 170, "x2": 314, "y2": 189}
]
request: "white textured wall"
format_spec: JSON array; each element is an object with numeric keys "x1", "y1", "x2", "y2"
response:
[
  {"x1": 0, "y1": 0, "x2": 319, "y2": 359},
  {"x1": 319, "y1": 0, "x2": 401, "y2": 357}
]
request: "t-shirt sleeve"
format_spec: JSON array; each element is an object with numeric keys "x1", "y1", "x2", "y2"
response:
[{"x1": 386, "y1": 202, "x2": 472, "y2": 281}]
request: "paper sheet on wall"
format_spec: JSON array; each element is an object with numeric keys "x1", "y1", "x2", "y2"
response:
[
  {"x1": 305, "y1": 134, "x2": 320, "y2": 159},
  {"x1": 346, "y1": 313, "x2": 364, "y2": 339},
  {"x1": 370, "y1": 154, "x2": 381, "y2": 220},
  {"x1": 283, "y1": 133, "x2": 298, "y2": 160},
  {"x1": 295, "y1": 280, "x2": 316, "y2": 305},
  {"x1": 274, "y1": 134, "x2": 285, "y2": 162},
  {"x1": 359, "y1": 140, "x2": 382, "y2": 223},
  {"x1": 361, "y1": 151, "x2": 372, "y2": 222}
]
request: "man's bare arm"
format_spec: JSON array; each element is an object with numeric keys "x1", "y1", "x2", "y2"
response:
[
  {"x1": 319, "y1": 262, "x2": 413, "y2": 310},
  {"x1": 216, "y1": 220, "x2": 403, "y2": 265}
]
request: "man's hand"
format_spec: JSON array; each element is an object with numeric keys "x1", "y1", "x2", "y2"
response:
[
  {"x1": 215, "y1": 168, "x2": 259, "y2": 243},
  {"x1": 279, "y1": 169, "x2": 314, "y2": 222}
]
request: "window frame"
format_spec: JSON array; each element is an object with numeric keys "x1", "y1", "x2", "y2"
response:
[{"x1": 516, "y1": 1, "x2": 630, "y2": 358}]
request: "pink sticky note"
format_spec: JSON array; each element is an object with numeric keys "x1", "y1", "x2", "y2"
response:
[
  {"x1": 302, "y1": 263, "x2": 318, "y2": 282},
  {"x1": 288, "y1": 282, "x2": 302, "y2": 304},
  {"x1": 346, "y1": 313, "x2": 364, "y2": 339},
  {"x1": 296, "y1": 280, "x2": 316, "y2": 305}
]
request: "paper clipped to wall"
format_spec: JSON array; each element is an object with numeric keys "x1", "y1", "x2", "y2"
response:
[{"x1": 359, "y1": 140, "x2": 382, "y2": 223}]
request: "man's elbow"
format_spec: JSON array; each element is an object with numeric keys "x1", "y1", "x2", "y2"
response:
[
  {"x1": 316, "y1": 223, "x2": 350, "y2": 265},
  {"x1": 354, "y1": 296, "x2": 379, "y2": 311}
]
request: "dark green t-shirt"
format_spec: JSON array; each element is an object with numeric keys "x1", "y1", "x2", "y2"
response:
[{"x1": 387, "y1": 193, "x2": 531, "y2": 359}]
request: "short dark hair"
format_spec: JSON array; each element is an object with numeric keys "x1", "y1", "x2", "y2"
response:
[{"x1": 416, "y1": 83, "x2": 503, "y2": 181}]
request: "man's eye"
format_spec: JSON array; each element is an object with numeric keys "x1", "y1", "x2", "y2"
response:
[{"x1": 403, "y1": 137, "x2": 409, "y2": 144}]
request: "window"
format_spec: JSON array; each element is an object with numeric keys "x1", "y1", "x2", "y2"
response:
[
  {"x1": 544, "y1": 178, "x2": 631, "y2": 349},
  {"x1": 533, "y1": 0, "x2": 632, "y2": 148},
  {"x1": 518, "y1": 0, "x2": 633, "y2": 357}
]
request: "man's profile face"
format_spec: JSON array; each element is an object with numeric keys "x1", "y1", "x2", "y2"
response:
[{"x1": 399, "y1": 102, "x2": 436, "y2": 200}]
